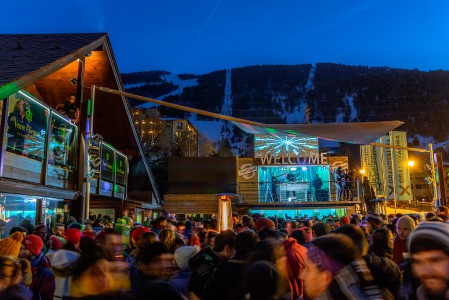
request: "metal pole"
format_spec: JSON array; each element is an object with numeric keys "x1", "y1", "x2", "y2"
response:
[
  {"x1": 84, "y1": 85, "x2": 95, "y2": 219},
  {"x1": 389, "y1": 131, "x2": 397, "y2": 214},
  {"x1": 429, "y1": 143, "x2": 439, "y2": 210}
]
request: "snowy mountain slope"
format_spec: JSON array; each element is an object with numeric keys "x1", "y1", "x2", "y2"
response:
[{"x1": 123, "y1": 63, "x2": 449, "y2": 158}]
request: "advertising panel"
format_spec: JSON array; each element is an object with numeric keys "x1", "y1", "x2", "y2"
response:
[{"x1": 100, "y1": 143, "x2": 114, "y2": 182}]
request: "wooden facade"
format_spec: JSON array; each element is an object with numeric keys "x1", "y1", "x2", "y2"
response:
[{"x1": 0, "y1": 34, "x2": 159, "y2": 223}]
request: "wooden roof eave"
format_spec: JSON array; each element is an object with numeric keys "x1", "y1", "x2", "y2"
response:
[{"x1": 0, "y1": 35, "x2": 107, "y2": 99}]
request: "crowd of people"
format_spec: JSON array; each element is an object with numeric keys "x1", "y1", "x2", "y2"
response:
[{"x1": 1, "y1": 207, "x2": 449, "y2": 300}]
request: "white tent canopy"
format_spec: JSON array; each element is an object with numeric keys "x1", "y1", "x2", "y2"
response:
[{"x1": 232, "y1": 120, "x2": 404, "y2": 145}]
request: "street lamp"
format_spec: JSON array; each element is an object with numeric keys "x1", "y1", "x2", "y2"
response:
[{"x1": 408, "y1": 160, "x2": 416, "y2": 208}]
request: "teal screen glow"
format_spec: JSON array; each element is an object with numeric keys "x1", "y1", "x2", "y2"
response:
[{"x1": 254, "y1": 134, "x2": 318, "y2": 158}]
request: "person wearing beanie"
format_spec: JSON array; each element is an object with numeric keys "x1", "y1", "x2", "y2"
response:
[
  {"x1": 49, "y1": 235, "x2": 66, "y2": 251},
  {"x1": 169, "y1": 245, "x2": 200, "y2": 298},
  {"x1": 243, "y1": 261, "x2": 283, "y2": 300},
  {"x1": 392, "y1": 215, "x2": 416, "y2": 264},
  {"x1": 0, "y1": 232, "x2": 24, "y2": 258},
  {"x1": 203, "y1": 230, "x2": 258, "y2": 300},
  {"x1": 19, "y1": 234, "x2": 55, "y2": 300},
  {"x1": 64, "y1": 228, "x2": 82, "y2": 252},
  {"x1": 365, "y1": 214, "x2": 384, "y2": 234},
  {"x1": 301, "y1": 234, "x2": 383, "y2": 299},
  {"x1": 255, "y1": 217, "x2": 276, "y2": 233},
  {"x1": 340, "y1": 216, "x2": 350, "y2": 225},
  {"x1": 408, "y1": 222, "x2": 449, "y2": 300},
  {"x1": 312, "y1": 222, "x2": 331, "y2": 237},
  {"x1": 189, "y1": 230, "x2": 236, "y2": 299}
]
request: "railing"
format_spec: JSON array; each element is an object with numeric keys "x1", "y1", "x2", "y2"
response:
[{"x1": 237, "y1": 180, "x2": 361, "y2": 203}]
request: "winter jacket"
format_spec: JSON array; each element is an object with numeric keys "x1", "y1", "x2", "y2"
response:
[
  {"x1": 282, "y1": 237, "x2": 307, "y2": 299},
  {"x1": 203, "y1": 256, "x2": 247, "y2": 300},
  {"x1": 188, "y1": 246, "x2": 223, "y2": 299},
  {"x1": 47, "y1": 249, "x2": 80, "y2": 299},
  {"x1": 169, "y1": 267, "x2": 192, "y2": 298},
  {"x1": 392, "y1": 238, "x2": 408, "y2": 265},
  {"x1": 364, "y1": 253, "x2": 402, "y2": 299},
  {"x1": 30, "y1": 253, "x2": 56, "y2": 300}
]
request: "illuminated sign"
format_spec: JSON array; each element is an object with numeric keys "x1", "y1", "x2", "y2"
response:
[
  {"x1": 238, "y1": 163, "x2": 257, "y2": 179},
  {"x1": 259, "y1": 152, "x2": 328, "y2": 165},
  {"x1": 101, "y1": 143, "x2": 114, "y2": 181},
  {"x1": 254, "y1": 134, "x2": 319, "y2": 158}
]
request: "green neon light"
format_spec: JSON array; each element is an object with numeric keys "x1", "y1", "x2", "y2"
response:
[
  {"x1": 87, "y1": 99, "x2": 92, "y2": 116},
  {"x1": 266, "y1": 128, "x2": 277, "y2": 133},
  {"x1": 0, "y1": 82, "x2": 19, "y2": 100}
]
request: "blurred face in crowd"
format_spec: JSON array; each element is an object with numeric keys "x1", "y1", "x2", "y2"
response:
[
  {"x1": 232, "y1": 215, "x2": 239, "y2": 226},
  {"x1": 397, "y1": 224, "x2": 412, "y2": 241},
  {"x1": 300, "y1": 257, "x2": 332, "y2": 299},
  {"x1": 140, "y1": 253, "x2": 175, "y2": 280},
  {"x1": 19, "y1": 245, "x2": 33, "y2": 261},
  {"x1": 101, "y1": 234, "x2": 122, "y2": 261},
  {"x1": 285, "y1": 222, "x2": 293, "y2": 235},
  {"x1": 158, "y1": 220, "x2": 167, "y2": 229},
  {"x1": 104, "y1": 222, "x2": 113, "y2": 229},
  {"x1": 53, "y1": 225, "x2": 65, "y2": 237},
  {"x1": 177, "y1": 225, "x2": 185, "y2": 235},
  {"x1": 388, "y1": 215, "x2": 395, "y2": 224},
  {"x1": 411, "y1": 250, "x2": 449, "y2": 298},
  {"x1": 35, "y1": 227, "x2": 47, "y2": 241}
]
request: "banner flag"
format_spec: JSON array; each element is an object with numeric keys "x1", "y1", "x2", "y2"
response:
[{"x1": 391, "y1": 131, "x2": 412, "y2": 201}]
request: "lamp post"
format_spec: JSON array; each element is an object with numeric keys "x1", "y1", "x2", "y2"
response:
[{"x1": 408, "y1": 160, "x2": 416, "y2": 208}]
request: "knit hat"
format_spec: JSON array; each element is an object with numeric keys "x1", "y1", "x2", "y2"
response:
[
  {"x1": 22, "y1": 234, "x2": 44, "y2": 256},
  {"x1": 82, "y1": 230, "x2": 96, "y2": 240},
  {"x1": 255, "y1": 217, "x2": 276, "y2": 232},
  {"x1": 245, "y1": 261, "x2": 281, "y2": 299},
  {"x1": 50, "y1": 235, "x2": 66, "y2": 250},
  {"x1": 367, "y1": 214, "x2": 384, "y2": 227},
  {"x1": 131, "y1": 226, "x2": 150, "y2": 244},
  {"x1": 67, "y1": 222, "x2": 83, "y2": 231},
  {"x1": 174, "y1": 245, "x2": 200, "y2": 269},
  {"x1": 408, "y1": 221, "x2": 449, "y2": 255},
  {"x1": 65, "y1": 228, "x2": 82, "y2": 246},
  {"x1": 396, "y1": 216, "x2": 416, "y2": 231},
  {"x1": 340, "y1": 216, "x2": 350, "y2": 225},
  {"x1": 0, "y1": 232, "x2": 24, "y2": 257}
]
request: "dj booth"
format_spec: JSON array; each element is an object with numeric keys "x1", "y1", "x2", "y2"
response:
[{"x1": 278, "y1": 182, "x2": 310, "y2": 202}]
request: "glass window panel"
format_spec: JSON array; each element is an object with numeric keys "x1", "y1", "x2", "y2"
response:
[
  {"x1": 41, "y1": 199, "x2": 66, "y2": 229},
  {"x1": 6, "y1": 91, "x2": 49, "y2": 161},
  {"x1": 48, "y1": 112, "x2": 78, "y2": 170},
  {"x1": 101, "y1": 143, "x2": 115, "y2": 182},
  {"x1": 0, "y1": 194, "x2": 37, "y2": 238}
]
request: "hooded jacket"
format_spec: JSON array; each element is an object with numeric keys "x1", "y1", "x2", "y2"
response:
[
  {"x1": 48, "y1": 249, "x2": 80, "y2": 299},
  {"x1": 282, "y1": 237, "x2": 307, "y2": 300}
]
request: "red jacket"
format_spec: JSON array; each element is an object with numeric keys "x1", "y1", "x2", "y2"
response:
[{"x1": 282, "y1": 237, "x2": 307, "y2": 299}]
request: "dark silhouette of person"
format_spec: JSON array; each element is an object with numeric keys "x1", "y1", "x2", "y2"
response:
[
  {"x1": 312, "y1": 174, "x2": 323, "y2": 201},
  {"x1": 56, "y1": 93, "x2": 80, "y2": 125},
  {"x1": 334, "y1": 167, "x2": 343, "y2": 201}
]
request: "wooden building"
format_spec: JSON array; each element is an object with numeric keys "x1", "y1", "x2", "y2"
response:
[{"x1": 0, "y1": 33, "x2": 160, "y2": 231}]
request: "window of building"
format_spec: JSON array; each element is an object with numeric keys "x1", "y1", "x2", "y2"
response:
[{"x1": 6, "y1": 91, "x2": 49, "y2": 161}]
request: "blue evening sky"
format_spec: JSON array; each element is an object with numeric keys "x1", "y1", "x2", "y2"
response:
[{"x1": 2, "y1": 0, "x2": 449, "y2": 74}]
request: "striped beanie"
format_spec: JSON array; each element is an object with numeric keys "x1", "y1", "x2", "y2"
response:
[{"x1": 408, "y1": 221, "x2": 449, "y2": 255}]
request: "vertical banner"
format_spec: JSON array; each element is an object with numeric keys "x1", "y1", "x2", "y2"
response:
[
  {"x1": 378, "y1": 135, "x2": 392, "y2": 199},
  {"x1": 391, "y1": 131, "x2": 412, "y2": 201},
  {"x1": 361, "y1": 145, "x2": 377, "y2": 193}
]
